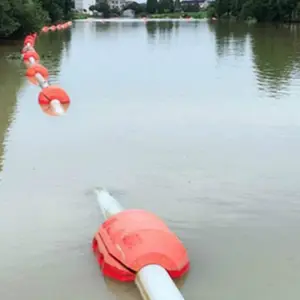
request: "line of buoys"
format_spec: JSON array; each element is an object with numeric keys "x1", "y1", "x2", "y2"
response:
[
  {"x1": 41, "y1": 21, "x2": 72, "y2": 33},
  {"x1": 93, "y1": 189, "x2": 189, "y2": 300},
  {"x1": 21, "y1": 22, "x2": 72, "y2": 116}
]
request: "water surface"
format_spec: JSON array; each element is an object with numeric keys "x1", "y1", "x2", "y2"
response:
[{"x1": 0, "y1": 20, "x2": 300, "y2": 300}]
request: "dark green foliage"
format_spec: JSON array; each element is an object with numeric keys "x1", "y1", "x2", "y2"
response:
[
  {"x1": 147, "y1": 0, "x2": 158, "y2": 14},
  {"x1": 0, "y1": 0, "x2": 74, "y2": 39},
  {"x1": 209, "y1": 0, "x2": 300, "y2": 22}
]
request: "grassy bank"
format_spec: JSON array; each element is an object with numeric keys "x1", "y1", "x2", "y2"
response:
[
  {"x1": 150, "y1": 11, "x2": 207, "y2": 19},
  {"x1": 72, "y1": 12, "x2": 89, "y2": 20}
]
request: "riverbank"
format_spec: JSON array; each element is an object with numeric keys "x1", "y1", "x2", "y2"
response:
[
  {"x1": 72, "y1": 11, "x2": 207, "y2": 20},
  {"x1": 150, "y1": 11, "x2": 207, "y2": 19}
]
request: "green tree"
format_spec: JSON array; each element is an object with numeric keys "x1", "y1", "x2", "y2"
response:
[
  {"x1": 0, "y1": 0, "x2": 73, "y2": 38},
  {"x1": 0, "y1": 1, "x2": 19, "y2": 37},
  {"x1": 94, "y1": 2, "x2": 111, "y2": 18},
  {"x1": 208, "y1": 0, "x2": 300, "y2": 22},
  {"x1": 174, "y1": 0, "x2": 181, "y2": 12},
  {"x1": 146, "y1": 0, "x2": 158, "y2": 14},
  {"x1": 158, "y1": 0, "x2": 174, "y2": 13},
  {"x1": 122, "y1": 2, "x2": 146, "y2": 15}
]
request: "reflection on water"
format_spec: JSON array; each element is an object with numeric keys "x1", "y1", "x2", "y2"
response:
[
  {"x1": 0, "y1": 47, "x2": 24, "y2": 174},
  {"x1": 146, "y1": 21, "x2": 158, "y2": 39},
  {"x1": 209, "y1": 21, "x2": 300, "y2": 98},
  {"x1": 35, "y1": 30, "x2": 72, "y2": 82},
  {"x1": 208, "y1": 21, "x2": 249, "y2": 58},
  {"x1": 250, "y1": 24, "x2": 300, "y2": 97}
]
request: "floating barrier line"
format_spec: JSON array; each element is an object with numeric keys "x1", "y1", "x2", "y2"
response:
[
  {"x1": 21, "y1": 22, "x2": 72, "y2": 116},
  {"x1": 94, "y1": 188, "x2": 187, "y2": 300}
]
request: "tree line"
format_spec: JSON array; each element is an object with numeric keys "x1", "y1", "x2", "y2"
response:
[
  {"x1": 89, "y1": 0, "x2": 201, "y2": 18},
  {"x1": 0, "y1": 0, "x2": 74, "y2": 39},
  {"x1": 208, "y1": 0, "x2": 300, "y2": 22}
]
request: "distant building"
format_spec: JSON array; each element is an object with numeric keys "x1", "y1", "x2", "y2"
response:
[
  {"x1": 180, "y1": 0, "x2": 212, "y2": 8},
  {"x1": 96, "y1": 0, "x2": 129, "y2": 10},
  {"x1": 75, "y1": 0, "x2": 96, "y2": 11},
  {"x1": 108, "y1": 0, "x2": 127, "y2": 10}
]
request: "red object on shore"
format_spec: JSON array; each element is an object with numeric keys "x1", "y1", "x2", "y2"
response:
[
  {"x1": 23, "y1": 50, "x2": 40, "y2": 64},
  {"x1": 26, "y1": 64, "x2": 49, "y2": 85},
  {"x1": 92, "y1": 209, "x2": 190, "y2": 282}
]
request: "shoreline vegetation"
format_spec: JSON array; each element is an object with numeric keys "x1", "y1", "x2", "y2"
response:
[
  {"x1": 73, "y1": 11, "x2": 207, "y2": 20},
  {"x1": 0, "y1": 0, "x2": 73, "y2": 40},
  {"x1": 2, "y1": 0, "x2": 300, "y2": 40},
  {"x1": 79, "y1": 0, "x2": 300, "y2": 23}
]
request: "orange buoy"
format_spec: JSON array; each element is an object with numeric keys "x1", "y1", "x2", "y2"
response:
[
  {"x1": 93, "y1": 209, "x2": 190, "y2": 282},
  {"x1": 26, "y1": 64, "x2": 49, "y2": 85},
  {"x1": 56, "y1": 24, "x2": 62, "y2": 30},
  {"x1": 38, "y1": 86, "x2": 70, "y2": 116},
  {"x1": 24, "y1": 36, "x2": 35, "y2": 46},
  {"x1": 50, "y1": 25, "x2": 56, "y2": 31},
  {"x1": 42, "y1": 26, "x2": 49, "y2": 32},
  {"x1": 23, "y1": 50, "x2": 40, "y2": 64},
  {"x1": 67, "y1": 21, "x2": 72, "y2": 26}
]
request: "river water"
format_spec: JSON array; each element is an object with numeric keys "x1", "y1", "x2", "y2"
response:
[{"x1": 0, "y1": 20, "x2": 300, "y2": 300}]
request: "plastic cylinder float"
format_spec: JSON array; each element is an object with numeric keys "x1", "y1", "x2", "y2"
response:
[
  {"x1": 20, "y1": 23, "x2": 72, "y2": 116},
  {"x1": 92, "y1": 189, "x2": 189, "y2": 300}
]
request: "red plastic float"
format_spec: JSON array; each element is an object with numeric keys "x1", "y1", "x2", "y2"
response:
[
  {"x1": 92, "y1": 209, "x2": 190, "y2": 282},
  {"x1": 26, "y1": 64, "x2": 49, "y2": 85},
  {"x1": 20, "y1": 23, "x2": 71, "y2": 116},
  {"x1": 23, "y1": 50, "x2": 40, "y2": 64},
  {"x1": 38, "y1": 86, "x2": 70, "y2": 115},
  {"x1": 24, "y1": 36, "x2": 35, "y2": 46}
]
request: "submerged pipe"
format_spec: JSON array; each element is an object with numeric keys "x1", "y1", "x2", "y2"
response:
[{"x1": 94, "y1": 188, "x2": 185, "y2": 300}]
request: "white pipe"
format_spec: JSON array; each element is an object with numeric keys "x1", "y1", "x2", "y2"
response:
[
  {"x1": 94, "y1": 189, "x2": 185, "y2": 300},
  {"x1": 94, "y1": 188, "x2": 124, "y2": 218},
  {"x1": 29, "y1": 56, "x2": 36, "y2": 64},
  {"x1": 34, "y1": 72, "x2": 49, "y2": 89},
  {"x1": 50, "y1": 100, "x2": 65, "y2": 116},
  {"x1": 136, "y1": 265, "x2": 185, "y2": 300},
  {"x1": 26, "y1": 56, "x2": 65, "y2": 116}
]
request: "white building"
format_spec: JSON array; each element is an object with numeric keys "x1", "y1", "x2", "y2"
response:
[
  {"x1": 107, "y1": 0, "x2": 127, "y2": 10},
  {"x1": 75, "y1": 0, "x2": 96, "y2": 11}
]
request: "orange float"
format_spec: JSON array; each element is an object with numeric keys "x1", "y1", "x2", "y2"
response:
[
  {"x1": 23, "y1": 51, "x2": 40, "y2": 64},
  {"x1": 42, "y1": 26, "x2": 49, "y2": 32},
  {"x1": 92, "y1": 209, "x2": 190, "y2": 282},
  {"x1": 38, "y1": 86, "x2": 70, "y2": 116},
  {"x1": 24, "y1": 36, "x2": 35, "y2": 46},
  {"x1": 50, "y1": 25, "x2": 56, "y2": 31},
  {"x1": 26, "y1": 64, "x2": 49, "y2": 85},
  {"x1": 56, "y1": 24, "x2": 62, "y2": 30}
]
